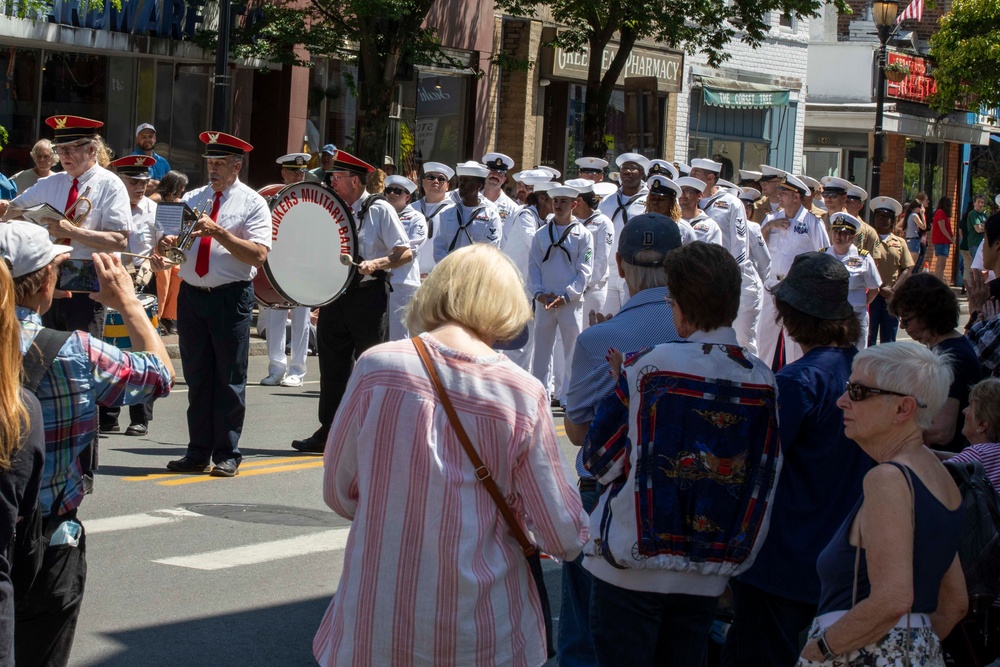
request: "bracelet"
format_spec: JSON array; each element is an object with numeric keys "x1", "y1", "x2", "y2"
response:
[{"x1": 816, "y1": 630, "x2": 839, "y2": 661}]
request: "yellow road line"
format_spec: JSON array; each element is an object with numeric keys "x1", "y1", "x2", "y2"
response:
[
  {"x1": 157, "y1": 460, "x2": 324, "y2": 486},
  {"x1": 122, "y1": 456, "x2": 318, "y2": 482}
]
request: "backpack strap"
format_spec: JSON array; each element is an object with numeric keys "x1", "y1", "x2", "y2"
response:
[{"x1": 22, "y1": 328, "x2": 72, "y2": 394}]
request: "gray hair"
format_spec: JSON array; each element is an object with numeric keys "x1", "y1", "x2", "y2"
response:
[
  {"x1": 621, "y1": 249, "x2": 668, "y2": 292},
  {"x1": 852, "y1": 342, "x2": 953, "y2": 430},
  {"x1": 30, "y1": 139, "x2": 58, "y2": 164}
]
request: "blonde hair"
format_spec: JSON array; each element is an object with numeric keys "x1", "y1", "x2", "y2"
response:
[
  {"x1": 92, "y1": 136, "x2": 114, "y2": 168},
  {"x1": 0, "y1": 260, "x2": 28, "y2": 471},
  {"x1": 853, "y1": 342, "x2": 953, "y2": 430},
  {"x1": 406, "y1": 244, "x2": 531, "y2": 343},
  {"x1": 367, "y1": 169, "x2": 386, "y2": 194}
]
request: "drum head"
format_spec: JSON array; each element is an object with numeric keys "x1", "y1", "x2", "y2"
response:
[{"x1": 262, "y1": 182, "x2": 357, "y2": 307}]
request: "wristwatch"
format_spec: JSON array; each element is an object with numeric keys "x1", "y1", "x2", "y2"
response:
[{"x1": 816, "y1": 630, "x2": 838, "y2": 661}]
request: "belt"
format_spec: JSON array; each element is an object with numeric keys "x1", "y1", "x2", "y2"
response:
[
  {"x1": 185, "y1": 280, "x2": 251, "y2": 293},
  {"x1": 578, "y1": 477, "x2": 599, "y2": 492}
]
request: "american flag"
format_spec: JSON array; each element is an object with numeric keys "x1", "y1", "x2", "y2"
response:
[{"x1": 896, "y1": 0, "x2": 924, "y2": 24}]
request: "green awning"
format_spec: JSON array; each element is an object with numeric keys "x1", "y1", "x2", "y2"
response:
[{"x1": 701, "y1": 76, "x2": 790, "y2": 109}]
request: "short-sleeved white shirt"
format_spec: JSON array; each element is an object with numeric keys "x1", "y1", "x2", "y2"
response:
[
  {"x1": 825, "y1": 245, "x2": 882, "y2": 313},
  {"x1": 390, "y1": 204, "x2": 424, "y2": 287}
]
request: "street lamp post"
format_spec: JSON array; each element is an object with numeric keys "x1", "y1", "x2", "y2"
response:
[{"x1": 871, "y1": 0, "x2": 899, "y2": 197}]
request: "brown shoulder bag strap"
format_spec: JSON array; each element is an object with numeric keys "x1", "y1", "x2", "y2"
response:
[{"x1": 412, "y1": 336, "x2": 537, "y2": 558}]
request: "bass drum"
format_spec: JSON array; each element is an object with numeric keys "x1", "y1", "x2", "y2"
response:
[{"x1": 253, "y1": 182, "x2": 358, "y2": 308}]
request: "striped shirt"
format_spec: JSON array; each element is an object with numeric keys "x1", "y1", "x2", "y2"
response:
[
  {"x1": 314, "y1": 334, "x2": 587, "y2": 667},
  {"x1": 951, "y1": 443, "x2": 1000, "y2": 491},
  {"x1": 17, "y1": 306, "x2": 172, "y2": 517},
  {"x1": 565, "y1": 287, "x2": 679, "y2": 477}
]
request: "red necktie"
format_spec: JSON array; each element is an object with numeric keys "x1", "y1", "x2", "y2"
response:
[
  {"x1": 64, "y1": 178, "x2": 79, "y2": 217},
  {"x1": 194, "y1": 191, "x2": 222, "y2": 278}
]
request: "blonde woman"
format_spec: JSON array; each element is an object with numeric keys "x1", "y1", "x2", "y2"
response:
[
  {"x1": 0, "y1": 258, "x2": 45, "y2": 663},
  {"x1": 314, "y1": 244, "x2": 587, "y2": 666}
]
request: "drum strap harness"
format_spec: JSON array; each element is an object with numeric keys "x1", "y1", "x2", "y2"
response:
[
  {"x1": 423, "y1": 203, "x2": 449, "y2": 239},
  {"x1": 347, "y1": 194, "x2": 390, "y2": 291},
  {"x1": 448, "y1": 206, "x2": 485, "y2": 252},
  {"x1": 613, "y1": 192, "x2": 643, "y2": 227},
  {"x1": 543, "y1": 221, "x2": 578, "y2": 263}
]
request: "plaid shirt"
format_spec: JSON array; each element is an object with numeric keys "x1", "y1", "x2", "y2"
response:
[
  {"x1": 968, "y1": 317, "x2": 1000, "y2": 377},
  {"x1": 17, "y1": 306, "x2": 172, "y2": 517}
]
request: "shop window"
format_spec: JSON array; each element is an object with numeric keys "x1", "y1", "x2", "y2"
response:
[
  {"x1": 779, "y1": 11, "x2": 795, "y2": 29},
  {"x1": 803, "y1": 149, "x2": 841, "y2": 180},
  {"x1": 153, "y1": 62, "x2": 211, "y2": 180},
  {"x1": 903, "y1": 139, "x2": 944, "y2": 205},
  {"x1": 686, "y1": 136, "x2": 771, "y2": 181},
  {"x1": 40, "y1": 52, "x2": 108, "y2": 127},
  {"x1": 406, "y1": 71, "x2": 470, "y2": 171},
  {"x1": 0, "y1": 48, "x2": 40, "y2": 175}
]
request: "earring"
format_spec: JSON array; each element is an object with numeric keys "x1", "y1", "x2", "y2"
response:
[{"x1": 893, "y1": 419, "x2": 898, "y2": 424}]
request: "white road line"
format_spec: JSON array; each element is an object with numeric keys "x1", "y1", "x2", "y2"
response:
[
  {"x1": 86, "y1": 508, "x2": 202, "y2": 535},
  {"x1": 169, "y1": 380, "x2": 320, "y2": 394},
  {"x1": 153, "y1": 528, "x2": 351, "y2": 570}
]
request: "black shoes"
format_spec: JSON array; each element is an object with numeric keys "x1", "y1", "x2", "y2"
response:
[
  {"x1": 210, "y1": 459, "x2": 239, "y2": 477},
  {"x1": 166, "y1": 457, "x2": 210, "y2": 473},
  {"x1": 291, "y1": 435, "x2": 326, "y2": 454},
  {"x1": 124, "y1": 423, "x2": 148, "y2": 436},
  {"x1": 100, "y1": 423, "x2": 120, "y2": 434}
]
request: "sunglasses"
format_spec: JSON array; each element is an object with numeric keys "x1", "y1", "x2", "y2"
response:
[
  {"x1": 423, "y1": 174, "x2": 447, "y2": 183},
  {"x1": 383, "y1": 187, "x2": 407, "y2": 196},
  {"x1": 845, "y1": 381, "x2": 927, "y2": 408},
  {"x1": 822, "y1": 191, "x2": 845, "y2": 198}
]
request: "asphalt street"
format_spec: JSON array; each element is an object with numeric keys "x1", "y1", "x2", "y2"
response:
[{"x1": 70, "y1": 354, "x2": 571, "y2": 667}]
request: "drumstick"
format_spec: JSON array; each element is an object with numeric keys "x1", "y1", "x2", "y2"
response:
[{"x1": 340, "y1": 253, "x2": 360, "y2": 267}]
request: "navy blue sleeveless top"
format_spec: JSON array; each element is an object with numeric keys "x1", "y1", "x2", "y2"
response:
[{"x1": 816, "y1": 462, "x2": 963, "y2": 614}]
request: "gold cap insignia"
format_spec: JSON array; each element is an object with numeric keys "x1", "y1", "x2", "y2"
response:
[
  {"x1": 207, "y1": 132, "x2": 220, "y2": 144},
  {"x1": 54, "y1": 116, "x2": 68, "y2": 129}
]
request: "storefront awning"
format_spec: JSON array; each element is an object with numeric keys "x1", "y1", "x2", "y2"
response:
[{"x1": 701, "y1": 76, "x2": 790, "y2": 109}]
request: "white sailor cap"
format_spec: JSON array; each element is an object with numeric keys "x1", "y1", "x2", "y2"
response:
[
  {"x1": 847, "y1": 184, "x2": 868, "y2": 201},
  {"x1": 593, "y1": 182, "x2": 618, "y2": 198},
  {"x1": 830, "y1": 212, "x2": 862, "y2": 232},
  {"x1": 869, "y1": 196, "x2": 902, "y2": 216},
  {"x1": 517, "y1": 169, "x2": 554, "y2": 186},
  {"x1": 456, "y1": 161, "x2": 490, "y2": 178},
  {"x1": 422, "y1": 162, "x2": 455, "y2": 180},
  {"x1": 778, "y1": 174, "x2": 809, "y2": 196},
  {"x1": 481, "y1": 152, "x2": 514, "y2": 172},
  {"x1": 533, "y1": 181, "x2": 561, "y2": 193},
  {"x1": 564, "y1": 178, "x2": 595, "y2": 194},
  {"x1": 647, "y1": 175, "x2": 681, "y2": 197},
  {"x1": 759, "y1": 165, "x2": 787, "y2": 180},
  {"x1": 676, "y1": 176, "x2": 707, "y2": 193},
  {"x1": 690, "y1": 158, "x2": 723, "y2": 173},
  {"x1": 821, "y1": 176, "x2": 852, "y2": 194},
  {"x1": 538, "y1": 165, "x2": 562, "y2": 179},
  {"x1": 739, "y1": 187, "x2": 762, "y2": 202},
  {"x1": 277, "y1": 153, "x2": 311, "y2": 169},
  {"x1": 575, "y1": 156, "x2": 609, "y2": 172},
  {"x1": 738, "y1": 169, "x2": 763, "y2": 183},
  {"x1": 717, "y1": 178, "x2": 739, "y2": 192},
  {"x1": 647, "y1": 159, "x2": 679, "y2": 181},
  {"x1": 676, "y1": 162, "x2": 691, "y2": 176},
  {"x1": 385, "y1": 175, "x2": 418, "y2": 193},
  {"x1": 799, "y1": 175, "x2": 822, "y2": 191},
  {"x1": 548, "y1": 186, "x2": 580, "y2": 199},
  {"x1": 616, "y1": 153, "x2": 650, "y2": 172}
]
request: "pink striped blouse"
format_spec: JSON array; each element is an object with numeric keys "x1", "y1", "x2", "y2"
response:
[{"x1": 314, "y1": 334, "x2": 588, "y2": 667}]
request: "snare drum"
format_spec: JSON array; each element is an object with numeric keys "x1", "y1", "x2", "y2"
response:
[
  {"x1": 253, "y1": 182, "x2": 358, "y2": 308},
  {"x1": 103, "y1": 294, "x2": 159, "y2": 350}
]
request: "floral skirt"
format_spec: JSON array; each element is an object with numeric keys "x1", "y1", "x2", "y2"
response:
[{"x1": 796, "y1": 617, "x2": 945, "y2": 667}]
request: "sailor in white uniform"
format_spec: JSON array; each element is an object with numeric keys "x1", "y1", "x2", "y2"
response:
[
  {"x1": 481, "y1": 152, "x2": 520, "y2": 225},
  {"x1": 738, "y1": 186, "x2": 772, "y2": 286},
  {"x1": 383, "y1": 175, "x2": 426, "y2": 340},
  {"x1": 597, "y1": 152, "x2": 649, "y2": 314},
  {"x1": 565, "y1": 178, "x2": 614, "y2": 328},
  {"x1": 825, "y1": 212, "x2": 881, "y2": 350},
  {"x1": 575, "y1": 156, "x2": 608, "y2": 183},
  {"x1": 433, "y1": 162, "x2": 502, "y2": 262},
  {"x1": 412, "y1": 161, "x2": 455, "y2": 277},
  {"x1": 677, "y1": 176, "x2": 723, "y2": 245}
]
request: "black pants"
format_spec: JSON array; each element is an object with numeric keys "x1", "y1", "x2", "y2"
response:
[
  {"x1": 177, "y1": 281, "x2": 253, "y2": 464},
  {"x1": 720, "y1": 579, "x2": 817, "y2": 667},
  {"x1": 41, "y1": 292, "x2": 99, "y2": 333},
  {"x1": 314, "y1": 281, "x2": 387, "y2": 439},
  {"x1": 100, "y1": 402, "x2": 154, "y2": 429},
  {"x1": 15, "y1": 514, "x2": 87, "y2": 667}
]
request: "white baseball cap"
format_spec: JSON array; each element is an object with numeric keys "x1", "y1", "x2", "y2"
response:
[
  {"x1": 135, "y1": 123, "x2": 156, "y2": 136},
  {"x1": 0, "y1": 221, "x2": 73, "y2": 278}
]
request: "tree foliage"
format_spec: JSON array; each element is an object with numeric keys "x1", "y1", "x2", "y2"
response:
[
  {"x1": 929, "y1": 0, "x2": 1000, "y2": 114},
  {"x1": 497, "y1": 0, "x2": 850, "y2": 156}
]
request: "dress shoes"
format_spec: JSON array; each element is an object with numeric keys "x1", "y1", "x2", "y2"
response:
[
  {"x1": 210, "y1": 459, "x2": 240, "y2": 477},
  {"x1": 124, "y1": 423, "x2": 148, "y2": 436},
  {"x1": 166, "y1": 456, "x2": 209, "y2": 473},
  {"x1": 260, "y1": 374, "x2": 283, "y2": 386},
  {"x1": 99, "y1": 422, "x2": 120, "y2": 434},
  {"x1": 291, "y1": 435, "x2": 325, "y2": 454}
]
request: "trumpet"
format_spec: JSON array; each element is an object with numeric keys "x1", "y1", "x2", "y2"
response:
[
  {"x1": 65, "y1": 186, "x2": 92, "y2": 226},
  {"x1": 162, "y1": 193, "x2": 215, "y2": 265}
]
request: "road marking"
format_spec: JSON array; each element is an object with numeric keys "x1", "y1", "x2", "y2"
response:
[
  {"x1": 168, "y1": 380, "x2": 320, "y2": 394},
  {"x1": 156, "y1": 460, "x2": 324, "y2": 486},
  {"x1": 86, "y1": 508, "x2": 202, "y2": 535},
  {"x1": 122, "y1": 456, "x2": 321, "y2": 482},
  {"x1": 153, "y1": 527, "x2": 351, "y2": 570}
]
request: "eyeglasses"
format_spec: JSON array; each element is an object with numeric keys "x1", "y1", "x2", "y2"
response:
[
  {"x1": 845, "y1": 381, "x2": 927, "y2": 408},
  {"x1": 383, "y1": 187, "x2": 407, "y2": 196},
  {"x1": 897, "y1": 313, "x2": 915, "y2": 329},
  {"x1": 423, "y1": 174, "x2": 447, "y2": 183},
  {"x1": 54, "y1": 142, "x2": 91, "y2": 156}
]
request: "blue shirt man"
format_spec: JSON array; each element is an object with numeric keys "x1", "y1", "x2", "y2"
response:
[{"x1": 131, "y1": 123, "x2": 171, "y2": 181}]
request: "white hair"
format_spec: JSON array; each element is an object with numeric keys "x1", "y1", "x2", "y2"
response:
[
  {"x1": 621, "y1": 250, "x2": 668, "y2": 292},
  {"x1": 852, "y1": 342, "x2": 953, "y2": 430}
]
